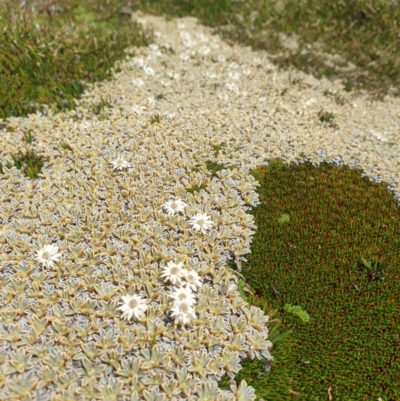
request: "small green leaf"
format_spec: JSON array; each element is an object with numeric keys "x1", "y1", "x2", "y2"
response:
[
  {"x1": 278, "y1": 213, "x2": 290, "y2": 224},
  {"x1": 270, "y1": 329, "x2": 294, "y2": 347}
]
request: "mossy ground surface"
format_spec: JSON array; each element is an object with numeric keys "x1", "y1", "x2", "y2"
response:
[
  {"x1": 1, "y1": 1, "x2": 400, "y2": 400},
  {"x1": 215, "y1": 159, "x2": 400, "y2": 400}
]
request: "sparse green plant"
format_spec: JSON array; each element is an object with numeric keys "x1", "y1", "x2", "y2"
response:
[
  {"x1": 205, "y1": 161, "x2": 227, "y2": 178},
  {"x1": 277, "y1": 213, "x2": 290, "y2": 224},
  {"x1": 149, "y1": 113, "x2": 161, "y2": 124},
  {"x1": 0, "y1": 0, "x2": 154, "y2": 120},
  {"x1": 186, "y1": 184, "x2": 204, "y2": 194},
  {"x1": 0, "y1": 149, "x2": 47, "y2": 179},
  {"x1": 288, "y1": 72, "x2": 303, "y2": 87},
  {"x1": 356, "y1": 255, "x2": 386, "y2": 282},
  {"x1": 323, "y1": 89, "x2": 346, "y2": 106},
  {"x1": 283, "y1": 304, "x2": 310, "y2": 323},
  {"x1": 91, "y1": 99, "x2": 111, "y2": 118},
  {"x1": 22, "y1": 131, "x2": 35, "y2": 145},
  {"x1": 203, "y1": 143, "x2": 236, "y2": 178},
  {"x1": 318, "y1": 109, "x2": 335, "y2": 125},
  {"x1": 60, "y1": 142, "x2": 73, "y2": 152},
  {"x1": 0, "y1": 128, "x2": 43, "y2": 177}
]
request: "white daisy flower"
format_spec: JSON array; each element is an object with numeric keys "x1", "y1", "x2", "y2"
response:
[
  {"x1": 168, "y1": 286, "x2": 196, "y2": 306},
  {"x1": 180, "y1": 53, "x2": 190, "y2": 62},
  {"x1": 189, "y1": 213, "x2": 213, "y2": 233},
  {"x1": 225, "y1": 82, "x2": 240, "y2": 94},
  {"x1": 163, "y1": 112, "x2": 176, "y2": 120},
  {"x1": 198, "y1": 45, "x2": 211, "y2": 56},
  {"x1": 148, "y1": 43, "x2": 162, "y2": 57},
  {"x1": 167, "y1": 72, "x2": 179, "y2": 80},
  {"x1": 131, "y1": 105, "x2": 146, "y2": 115},
  {"x1": 228, "y1": 70, "x2": 241, "y2": 80},
  {"x1": 170, "y1": 301, "x2": 196, "y2": 326},
  {"x1": 35, "y1": 244, "x2": 61, "y2": 269},
  {"x1": 160, "y1": 261, "x2": 186, "y2": 286},
  {"x1": 147, "y1": 96, "x2": 157, "y2": 106},
  {"x1": 110, "y1": 156, "x2": 132, "y2": 171},
  {"x1": 131, "y1": 78, "x2": 144, "y2": 87},
  {"x1": 134, "y1": 58, "x2": 145, "y2": 68},
  {"x1": 182, "y1": 270, "x2": 202, "y2": 292},
  {"x1": 162, "y1": 199, "x2": 187, "y2": 216},
  {"x1": 143, "y1": 66, "x2": 155, "y2": 76},
  {"x1": 117, "y1": 294, "x2": 148, "y2": 321},
  {"x1": 204, "y1": 72, "x2": 218, "y2": 80}
]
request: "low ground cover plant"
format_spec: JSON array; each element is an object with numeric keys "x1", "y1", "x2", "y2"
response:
[
  {"x1": 135, "y1": 0, "x2": 400, "y2": 100},
  {"x1": 1, "y1": 0, "x2": 399, "y2": 400},
  {"x1": 217, "y1": 158, "x2": 400, "y2": 400},
  {"x1": 0, "y1": 0, "x2": 153, "y2": 119}
]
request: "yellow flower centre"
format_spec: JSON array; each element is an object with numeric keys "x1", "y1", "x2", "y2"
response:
[
  {"x1": 171, "y1": 267, "x2": 180, "y2": 275},
  {"x1": 171, "y1": 202, "x2": 178, "y2": 209},
  {"x1": 179, "y1": 303, "x2": 189, "y2": 313},
  {"x1": 42, "y1": 252, "x2": 51, "y2": 260},
  {"x1": 128, "y1": 299, "x2": 138, "y2": 309},
  {"x1": 197, "y1": 219, "x2": 204, "y2": 226}
]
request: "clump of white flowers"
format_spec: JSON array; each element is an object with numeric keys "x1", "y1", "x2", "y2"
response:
[
  {"x1": 34, "y1": 199, "x2": 211, "y2": 327},
  {"x1": 115, "y1": 199, "x2": 213, "y2": 327},
  {"x1": 162, "y1": 199, "x2": 214, "y2": 234},
  {"x1": 160, "y1": 260, "x2": 203, "y2": 326},
  {"x1": 117, "y1": 260, "x2": 202, "y2": 327}
]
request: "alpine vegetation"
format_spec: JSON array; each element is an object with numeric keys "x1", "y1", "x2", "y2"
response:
[
  {"x1": 0, "y1": 130, "x2": 273, "y2": 400},
  {"x1": 2, "y1": 4, "x2": 400, "y2": 400}
]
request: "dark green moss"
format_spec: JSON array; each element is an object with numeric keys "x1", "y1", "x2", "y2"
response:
[{"x1": 233, "y1": 158, "x2": 400, "y2": 399}]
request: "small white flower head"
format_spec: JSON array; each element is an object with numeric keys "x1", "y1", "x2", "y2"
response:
[
  {"x1": 160, "y1": 261, "x2": 186, "y2": 286},
  {"x1": 189, "y1": 213, "x2": 213, "y2": 234},
  {"x1": 180, "y1": 53, "x2": 190, "y2": 62},
  {"x1": 131, "y1": 78, "x2": 144, "y2": 87},
  {"x1": 226, "y1": 82, "x2": 240, "y2": 94},
  {"x1": 170, "y1": 301, "x2": 196, "y2": 326},
  {"x1": 162, "y1": 199, "x2": 187, "y2": 216},
  {"x1": 117, "y1": 295, "x2": 148, "y2": 321},
  {"x1": 168, "y1": 286, "x2": 196, "y2": 306},
  {"x1": 182, "y1": 270, "x2": 202, "y2": 292},
  {"x1": 143, "y1": 66, "x2": 155, "y2": 76},
  {"x1": 163, "y1": 112, "x2": 176, "y2": 120},
  {"x1": 147, "y1": 96, "x2": 157, "y2": 106},
  {"x1": 35, "y1": 244, "x2": 61, "y2": 269},
  {"x1": 110, "y1": 156, "x2": 132, "y2": 171}
]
